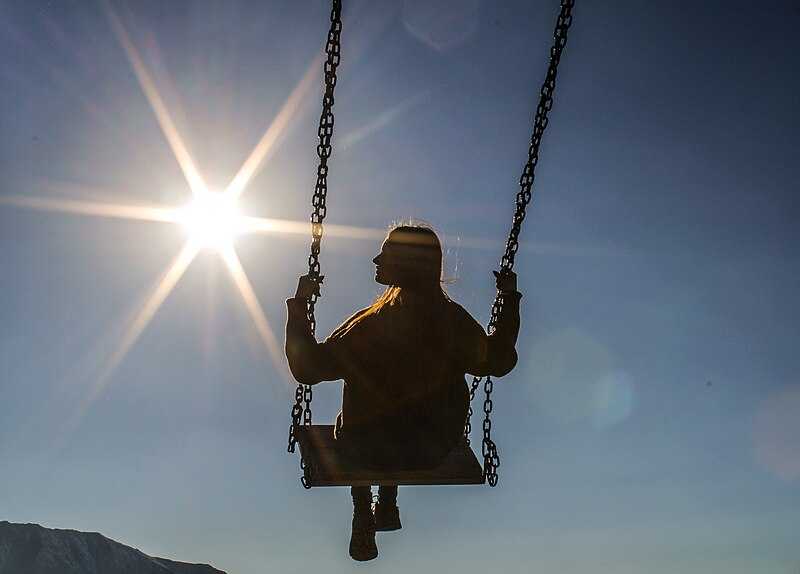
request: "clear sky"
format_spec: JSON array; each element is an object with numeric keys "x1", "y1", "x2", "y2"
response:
[{"x1": 1, "y1": 1, "x2": 798, "y2": 572}]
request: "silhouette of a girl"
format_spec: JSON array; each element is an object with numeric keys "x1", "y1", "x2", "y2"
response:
[{"x1": 285, "y1": 224, "x2": 521, "y2": 561}]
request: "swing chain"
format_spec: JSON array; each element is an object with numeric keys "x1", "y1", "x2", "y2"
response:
[
  {"x1": 288, "y1": 0, "x2": 343, "y2": 486},
  {"x1": 465, "y1": 0, "x2": 575, "y2": 487}
]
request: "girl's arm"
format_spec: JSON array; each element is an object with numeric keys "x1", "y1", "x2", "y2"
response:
[
  {"x1": 284, "y1": 276, "x2": 344, "y2": 385},
  {"x1": 461, "y1": 271, "x2": 522, "y2": 378}
]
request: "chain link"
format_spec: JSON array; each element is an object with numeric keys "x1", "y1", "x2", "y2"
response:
[
  {"x1": 287, "y1": 0, "x2": 343, "y2": 489},
  {"x1": 465, "y1": 0, "x2": 575, "y2": 487}
]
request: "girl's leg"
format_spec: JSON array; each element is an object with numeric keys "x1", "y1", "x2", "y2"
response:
[
  {"x1": 349, "y1": 486, "x2": 378, "y2": 561},
  {"x1": 374, "y1": 484, "x2": 402, "y2": 532},
  {"x1": 378, "y1": 484, "x2": 397, "y2": 505},
  {"x1": 351, "y1": 485, "x2": 372, "y2": 511}
]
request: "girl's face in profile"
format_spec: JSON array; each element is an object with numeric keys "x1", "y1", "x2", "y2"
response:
[
  {"x1": 372, "y1": 238, "x2": 407, "y2": 286},
  {"x1": 372, "y1": 230, "x2": 441, "y2": 287}
]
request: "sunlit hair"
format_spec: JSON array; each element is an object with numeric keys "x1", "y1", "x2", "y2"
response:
[{"x1": 330, "y1": 222, "x2": 450, "y2": 339}]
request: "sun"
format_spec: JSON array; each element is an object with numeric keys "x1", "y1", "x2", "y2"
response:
[{"x1": 177, "y1": 191, "x2": 243, "y2": 251}]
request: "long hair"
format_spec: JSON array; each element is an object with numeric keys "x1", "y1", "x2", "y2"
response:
[{"x1": 330, "y1": 222, "x2": 450, "y2": 339}]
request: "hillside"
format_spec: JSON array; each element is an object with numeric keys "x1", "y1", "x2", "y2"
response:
[{"x1": 0, "y1": 521, "x2": 226, "y2": 574}]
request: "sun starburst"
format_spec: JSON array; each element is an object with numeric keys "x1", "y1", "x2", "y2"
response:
[{"x1": 0, "y1": 8, "x2": 347, "y2": 435}]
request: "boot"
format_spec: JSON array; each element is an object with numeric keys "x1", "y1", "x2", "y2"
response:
[
  {"x1": 349, "y1": 487, "x2": 378, "y2": 561},
  {"x1": 374, "y1": 485, "x2": 402, "y2": 532}
]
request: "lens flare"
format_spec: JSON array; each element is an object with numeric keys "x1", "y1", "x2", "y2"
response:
[
  {"x1": 754, "y1": 386, "x2": 800, "y2": 481},
  {"x1": 592, "y1": 371, "x2": 635, "y2": 429}
]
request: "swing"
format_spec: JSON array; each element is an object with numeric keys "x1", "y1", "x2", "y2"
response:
[{"x1": 287, "y1": 0, "x2": 576, "y2": 489}]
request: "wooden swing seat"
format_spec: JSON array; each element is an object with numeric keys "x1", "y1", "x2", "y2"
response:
[{"x1": 294, "y1": 425, "x2": 485, "y2": 487}]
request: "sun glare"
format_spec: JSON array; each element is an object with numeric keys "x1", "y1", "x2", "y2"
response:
[
  {"x1": 6, "y1": 7, "x2": 392, "y2": 439},
  {"x1": 178, "y1": 191, "x2": 243, "y2": 250}
]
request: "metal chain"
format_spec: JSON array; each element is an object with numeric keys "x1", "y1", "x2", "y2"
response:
[
  {"x1": 287, "y1": 0, "x2": 343, "y2": 489},
  {"x1": 465, "y1": 0, "x2": 575, "y2": 487}
]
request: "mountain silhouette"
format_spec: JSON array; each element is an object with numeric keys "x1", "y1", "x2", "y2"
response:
[{"x1": 0, "y1": 521, "x2": 226, "y2": 574}]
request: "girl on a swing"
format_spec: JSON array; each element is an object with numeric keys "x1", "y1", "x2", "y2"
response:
[{"x1": 285, "y1": 223, "x2": 521, "y2": 561}]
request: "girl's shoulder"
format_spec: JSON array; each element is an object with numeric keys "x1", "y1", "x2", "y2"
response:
[
  {"x1": 445, "y1": 298, "x2": 477, "y2": 324},
  {"x1": 445, "y1": 298, "x2": 485, "y2": 335},
  {"x1": 326, "y1": 305, "x2": 378, "y2": 342}
]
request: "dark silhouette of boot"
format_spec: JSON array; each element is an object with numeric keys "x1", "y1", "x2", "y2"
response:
[
  {"x1": 373, "y1": 501, "x2": 402, "y2": 532},
  {"x1": 349, "y1": 505, "x2": 378, "y2": 561}
]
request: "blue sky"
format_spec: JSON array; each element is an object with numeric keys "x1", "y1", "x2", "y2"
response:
[{"x1": 1, "y1": 1, "x2": 798, "y2": 572}]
